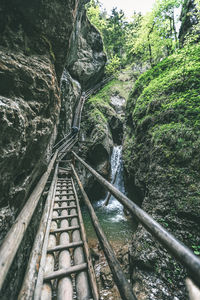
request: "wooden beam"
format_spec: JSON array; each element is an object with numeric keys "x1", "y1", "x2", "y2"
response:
[
  {"x1": 71, "y1": 196, "x2": 91, "y2": 300},
  {"x1": 18, "y1": 164, "x2": 58, "y2": 300},
  {"x1": 40, "y1": 199, "x2": 59, "y2": 299},
  {"x1": 53, "y1": 205, "x2": 76, "y2": 211},
  {"x1": 0, "y1": 150, "x2": 58, "y2": 291},
  {"x1": 57, "y1": 201, "x2": 73, "y2": 300},
  {"x1": 51, "y1": 213, "x2": 78, "y2": 220},
  {"x1": 71, "y1": 178, "x2": 99, "y2": 300},
  {"x1": 72, "y1": 151, "x2": 200, "y2": 288},
  {"x1": 47, "y1": 241, "x2": 83, "y2": 253},
  {"x1": 71, "y1": 164, "x2": 137, "y2": 300},
  {"x1": 50, "y1": 225, "x2": 80, "y2": 234},
  {"x1": 44, "y1": 263, "x2": 87, "y2": 281}
]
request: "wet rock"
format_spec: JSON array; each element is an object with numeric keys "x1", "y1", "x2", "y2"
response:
[
  {"x1": 57, "y1": 69, "x2": 82, "y2": 140},
  {"x1": 110, "y1": 95, "x2": 126, "y2": 115},
  {"x1": 0, "y1": 51, "x2": 60, "y2": 212},
  {"x1": 67, "y1": 9, "x2": 106, "y2": 89},
  {"x1": 100, "y1": 265, "x2": 114, "y2": 288}
]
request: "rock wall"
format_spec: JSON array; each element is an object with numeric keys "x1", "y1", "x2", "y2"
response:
[
  {"x1": 123, "y1": 44, "x2": 200, "y2": 299},
  {"x1": 77, "y1": 79, "x2": 128, "y2": 200},
  {"x1": 0, "y1": 0, "x2": 106, "y2": 241}
]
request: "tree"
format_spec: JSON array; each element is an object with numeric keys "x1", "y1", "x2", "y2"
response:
[{"x1": 126, "y1": 0, "x2": 184, "y2": 65}]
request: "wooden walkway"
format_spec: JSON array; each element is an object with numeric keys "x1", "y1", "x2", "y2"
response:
[{"x1": 32, "y1": 162, "x2": 98, "y2": 300}]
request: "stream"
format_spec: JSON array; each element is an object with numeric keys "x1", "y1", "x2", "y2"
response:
[{"x1": 82, "y1": 145, "x2": 137, "y2": 246}]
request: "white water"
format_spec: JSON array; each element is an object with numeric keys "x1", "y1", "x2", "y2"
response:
[{"x1": 83, "y1": 146, "x2": 136, "y2": 243}]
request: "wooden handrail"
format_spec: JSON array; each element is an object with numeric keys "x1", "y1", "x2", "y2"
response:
[
  {"x1": 72, "y1": 151, "x2": 200, "y2": 288},
  {"x1": 71, "y1": 164, "x2": 137, "y2": 300},
  {"x1": 0, "y1": 150, "x2": 58, "y2": 290}
]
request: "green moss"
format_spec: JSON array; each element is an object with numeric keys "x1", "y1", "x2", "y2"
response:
[{"x1": 124, "y1": 43, "x2": 200, "y2": 214}]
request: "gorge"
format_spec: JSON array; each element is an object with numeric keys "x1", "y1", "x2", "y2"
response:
[{"x1": 0, "y1": 0, "x2": 200, "y2": 299}]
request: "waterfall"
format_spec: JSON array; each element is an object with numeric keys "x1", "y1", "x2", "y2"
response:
[{"x1": 82, "y1": 145, "x2": 135, "y2": 243}]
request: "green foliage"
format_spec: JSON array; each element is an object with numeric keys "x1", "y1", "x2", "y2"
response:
[
  {"x1": 86, "y1": 3, "x2": 128, "y2": 61},
  {"x1": 105, "y1": 55, "x2": 121, "y2": 76},
  {"x1": 86, "y1": 0, "x2": 199, "y2": 68},
  {"x1": 82, "y1": 79, "x2": 119, "y2": 137},
  {"x1": 124, "y1": 43, "x2": 200, "y2": 211},
  {"x1": 192, "y1": 244, "x2": 200, "y2": 256},
  {"x1": 127, "y1": 0, "x2": 184, "y2": 65}
]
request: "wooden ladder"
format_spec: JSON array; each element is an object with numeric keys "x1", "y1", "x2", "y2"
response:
[{"x1": 34, "y1": 163, "x2": 98, "y2": 300}]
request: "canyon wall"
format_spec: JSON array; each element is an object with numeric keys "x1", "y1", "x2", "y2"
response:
[{"x1": 0, "y1": 0, "x2": 106, "y2": 241}]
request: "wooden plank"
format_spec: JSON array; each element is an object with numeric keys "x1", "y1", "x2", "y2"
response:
[
  {"x1": 33, "y1": 169, "x2": 59, "y2": 300},
  {"x1": 57, "y1": 201, "x2": 73, "y2": 300},
  {"x1": 40, "y1": 202, "x2": 59, "y2": 299},
  {"x1": 52, "y1": 213, "x2": 78, "y2": 221},
  {"x1": 50, "y1": 225, "x2": 79, "y2": 234},
  {"x1": 47, "y1": 241, "x2": 83, "y2": 253},
  {"x1": 55, "y1": 193, "x2": 74, "y2": 196},
  {"x1": 53, "y1": 205, "x2": 76, "y2": 211},
  {"x1": 71, "y1": 177, "x2": 99, "y2": 300},
  {"x1": 57, "y1": 179, "x2": 71, "y2": 181},
  {"x1": 71, "y1": 164, "x2": 137, "y2": 300},
  {"x1": 54, "y1": 199, "x2": 75, "y2": 203},
  {"x1": 44, "y1": 263, "x2": 87, "y2": 281},
  {"x1": 0, "y1": 150, "x2": 58, "y2": 291},
  {"x1": 18, "y1": 164, "x2": 58, "y2": 300},
  {"x1": 71, "y1": 196, "x2": 91, "y2": 300},
  {"x1": 56, "y1": 191, "x2": 73, "y2": 194},
  {"x1": 56, "y1": 187, "x2": 73, "y2": 190}
]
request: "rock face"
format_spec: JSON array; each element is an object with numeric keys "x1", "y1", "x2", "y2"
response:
[
  {"x1": 67, "y1": 9, "x2": 106, "y2": 90},
  {"x1": 0, "y1": 0, "x2": 106, "y2": 241},
  {"x1": 123, "y1": 44, "x2": 200, "y2": 299},
  {"x1": 78, "y1": 79, "x2": 128, "y2": 199}
]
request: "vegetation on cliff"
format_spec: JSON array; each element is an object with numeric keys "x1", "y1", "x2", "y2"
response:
[
  {"x1": 124, "y1": 41, "x2": 200, "y2": 215},
  {"x1": 123, "y1": 25, "x2": 200, "y2": 300}
]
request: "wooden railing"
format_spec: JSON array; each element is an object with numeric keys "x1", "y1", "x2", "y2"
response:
[{"x1": 72, "y1": 151, "x2": 200, "y2": 290}]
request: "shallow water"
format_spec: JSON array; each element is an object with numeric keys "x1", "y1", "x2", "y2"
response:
[{"x1": 82, "y1": 146, "x2": 137, "y2": 245}]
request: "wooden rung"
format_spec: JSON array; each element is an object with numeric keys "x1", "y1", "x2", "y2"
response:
[
  {"x1": 50, "y1": 225, "x2": 79, "y2": 234},
  {"x1": 56, "y1": 189, "x2": 74, "y2": 196},
  {"x1": 56, "y1": 188, "x2": 73, "y2": 191},
  {"x1": 44, "y1": 263, "x2": 87, "y2": 281},
  {"x1": 47, "y1": 241, "x2": 83, "y2": 253},
  {"x1": 57, "y1": 183, "x2": 72, "y2": 185},
  {"x1": 53, "y1": 205, "x2": 76, "y2": 210},
  {"x1": 60, "y1": 159, "x2": 71, "y2": 161},
  {"x1": 57, "y1": 179, "x2": 71, "y2": 182},
  {"x1": 57, "y1": 182, "x2": 72, "y2": 187},
  {"x1": 52, "y1": 213, "x2": 78, "y2": 220},
  {"x1": 59, "y1": 167, "x2": 71, "y2": 171},
  {"x1": 54, "y1": 198, "x2": 75, "y2": 203},
  {"x1": 55, "y1": 193, "x2": 74, "y2": 196}
]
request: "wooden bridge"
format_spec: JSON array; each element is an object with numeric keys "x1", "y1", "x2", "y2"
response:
[{"x1": 0, "y1": 78, "x2": 200, "y2": 300}]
